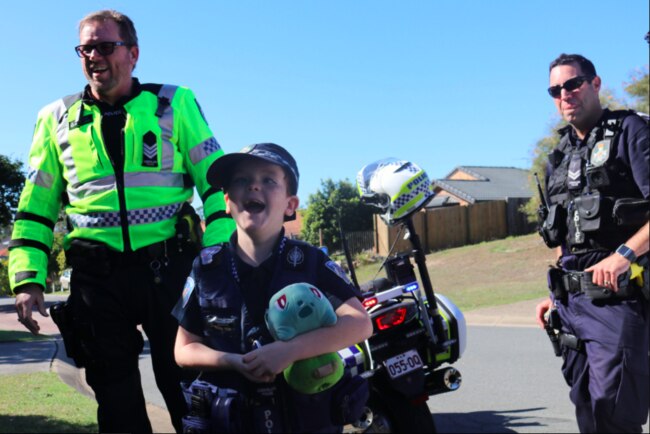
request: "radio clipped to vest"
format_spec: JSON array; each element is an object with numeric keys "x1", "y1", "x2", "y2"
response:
[{"x1": 535, "y1": 173, "x2": 566, "y2": 248}]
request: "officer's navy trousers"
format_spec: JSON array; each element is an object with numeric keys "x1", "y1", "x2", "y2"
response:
[
  {"x1": 69, "y1": 251, "x2": 195, "y2": 433},
  {"x1": 556, "y1": 292, "x2": 649, "y2": 433}
]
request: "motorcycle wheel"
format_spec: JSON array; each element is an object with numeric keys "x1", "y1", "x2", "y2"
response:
[{"x1": 348, "y1": 389, "x2": 436, "y2": 433}]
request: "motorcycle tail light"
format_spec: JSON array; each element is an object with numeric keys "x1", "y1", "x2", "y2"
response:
[
  {"x1": 375, "y1": 307, "x2": 407, "y2": 330},
  {"x1": 362, "y1": 297, "x2": 378, "y2": 309}
]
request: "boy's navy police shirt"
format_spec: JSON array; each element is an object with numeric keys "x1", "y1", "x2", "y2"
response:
[{"x1": 174, "y1": 229, "x2": 361, "y2": 357}]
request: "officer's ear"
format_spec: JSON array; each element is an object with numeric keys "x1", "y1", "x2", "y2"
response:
[
  {"x1": 129, "y1": 45, "x2": 139, "y2": 70},
  {"x1": 591, "y1": 75, "x2": 602, "y2": 92}
]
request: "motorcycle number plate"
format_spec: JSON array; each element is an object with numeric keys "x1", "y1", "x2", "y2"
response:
[{"x1": 383, "y1": 349, "x2": 423, "y2": 379}]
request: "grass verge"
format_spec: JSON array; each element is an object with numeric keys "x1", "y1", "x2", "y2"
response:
[
  {"x1": 0, "y1": 330, "x2": 51, "y2": 343},
  {"x1": 352, "y1": 233, "x2": 555, "y2": 311},
  {"x1": 0, "y1": 372, "x2": 97, "y2": 433}
]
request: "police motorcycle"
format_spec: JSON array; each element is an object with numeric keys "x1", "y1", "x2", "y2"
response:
[{"x1": 337, "y1": 159, "x2": 466, "y2": 433}]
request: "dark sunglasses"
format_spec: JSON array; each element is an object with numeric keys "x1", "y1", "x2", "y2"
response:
[
  {"x1": 547, "y1": 75, "x2": 594, "y2": 98},
  {"x1": 75, "y1": 41, "x2": 129, "y2": 58}
]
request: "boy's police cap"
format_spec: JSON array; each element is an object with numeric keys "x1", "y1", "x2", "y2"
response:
[{"x1": 207, "y1": 143, "x2": 300, "y2": 195}]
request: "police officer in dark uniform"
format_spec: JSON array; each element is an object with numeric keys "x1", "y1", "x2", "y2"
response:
[
  {"x1": 535, "y1": 53, "x2": 649, "y2": 433},
  {"x1": 173, "y1": 143, "x2": 373, "y2": 432}
]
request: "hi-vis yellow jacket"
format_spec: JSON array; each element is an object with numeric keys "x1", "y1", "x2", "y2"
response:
[{"x1": 9, "y1": 82, "x2": 235, "y2": 291}]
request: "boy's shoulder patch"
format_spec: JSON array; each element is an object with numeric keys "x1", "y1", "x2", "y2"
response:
[
  {"x1": 325, "y1": 260, "x2": 352, "y2": 285},
  {"x1": 180, "y1": 276, "x2": 195, "y2": 309},
  {"x1": 200, "y1": 244, "x2": 224, "y2": 265}
]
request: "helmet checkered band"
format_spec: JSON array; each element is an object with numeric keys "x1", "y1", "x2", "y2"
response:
[
  {"x1": 390, "y1": 175, "x2": 431, "y2": 216},
  {"x1": 69, "y1": 202, "x2": 182, "y2": 228}
]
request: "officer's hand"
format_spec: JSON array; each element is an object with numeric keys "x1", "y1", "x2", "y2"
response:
[
  {"x1": 535, "y1": 297, "x2": 552, "y2": 329},
  {"x1": 15, "y1": 284, "x2": 48, "y2": 335},
  {"x1": 585, "y1": 253, "x2": 630, "y2": 292}
]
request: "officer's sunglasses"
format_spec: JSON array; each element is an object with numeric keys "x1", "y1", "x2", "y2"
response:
[
  {"x1": 75, "y1": 41, "x2": 129, "y2": 58},
  {"x1": 547, "y1": 75, "x2": 594, "y2": 98}
]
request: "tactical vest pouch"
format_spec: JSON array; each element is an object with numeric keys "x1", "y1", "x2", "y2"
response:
[
  {"x1": 612, "y1": 198, "x2": 650, "y2": 227},
  {"x1": 540, "y1": 204, "x2": 566, "y2": 248},
  {"x1": 573, "y1": 194, "x2": 603, "y2": 232}
]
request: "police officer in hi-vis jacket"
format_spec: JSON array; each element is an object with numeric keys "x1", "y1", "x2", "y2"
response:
[{"x1": 9, "y1": 10, "x2": 234, "y2": 433}]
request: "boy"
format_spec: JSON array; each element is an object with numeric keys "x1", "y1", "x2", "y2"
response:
[{"x1": 173, "y1": 143, "x2": 373, "y2": 432}]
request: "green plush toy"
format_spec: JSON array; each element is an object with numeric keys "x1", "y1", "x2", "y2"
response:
[{"x1": 265, "y1": 282, "x2": 344, "y2": 394}]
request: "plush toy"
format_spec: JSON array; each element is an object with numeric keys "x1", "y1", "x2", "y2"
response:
[{"x1": 265, "y1": 282, "x2": 344, "y2": 394}]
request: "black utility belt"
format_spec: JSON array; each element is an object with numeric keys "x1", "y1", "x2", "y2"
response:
[
  {"x1": 66, "y1": 236, "x2": 190, "y2": 271},
  {"x1": 547, "y1": 267, "x2": 639, "y2": 301}
]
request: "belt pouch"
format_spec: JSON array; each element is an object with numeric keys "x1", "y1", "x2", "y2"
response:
[{"x1": 547, "y1": 267, "x2": 567, "y2": 300}]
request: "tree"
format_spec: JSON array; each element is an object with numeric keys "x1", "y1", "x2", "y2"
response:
[
  {"x1": 0, "y1": 154, "x2": 25, "y2": 228},
  {"x1": 301, "y1": 179, "x2": 374, "y2": 252},
  {"x1": 624, "y1": 68, "x2": 649, "y2": 114}
]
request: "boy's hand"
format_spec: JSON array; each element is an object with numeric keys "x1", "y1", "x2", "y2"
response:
[
  {"x1": 242, "y1": 340, "x2": 294, "y2": 377},
  {"x1": 225, "y1": 353, "x2": 276, "y2": 383}
]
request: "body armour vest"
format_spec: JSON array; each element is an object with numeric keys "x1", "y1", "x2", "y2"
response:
[
  {"x1": 193, "y1": 237, "x2": 320, "y2": 391},
  {"x1": 546, "y1": 109, "x2": 649, "y2": 254}
]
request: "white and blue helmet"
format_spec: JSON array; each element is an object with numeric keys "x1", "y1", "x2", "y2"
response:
[{"x1": 357, "y1": 158, "x2": 434, "y2": 225}]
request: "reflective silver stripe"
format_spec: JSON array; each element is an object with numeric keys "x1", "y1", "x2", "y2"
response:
[
  {"x1": 190, "y1": 136, "x2": 221, "y2": 165},
  {"x1": 157, "y1": 85, "x2": 177, "y2": 170},
  {"x1": 67, "y1": 175, "x2": 116, "y2": 202},
  {"x1": 52, "y1": 100, "x2": 78, "y2": 187},
  {"x1": 26, "y1": 166, "x2": 54, "y2": 189},
  {"x1": 69, "y1": 202, "x2": 182, "y2": 228},
  {"x1": 123, "y1": 172, "x2": 184, "y2": 188},
  {"x1": 67, "y1": 172, "x2": 184, "y2": 202}
]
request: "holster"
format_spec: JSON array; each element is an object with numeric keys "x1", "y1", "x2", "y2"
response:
[{"x1": 50, "y1": 300, "x2": 86, "y2": 368}]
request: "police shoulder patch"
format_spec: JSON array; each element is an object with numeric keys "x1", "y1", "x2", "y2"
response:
[
  {"x1": 590, "y1": 140, "x2": 611, "y2": 167},
  {"x1": 200, "y1": 245, "x2": 223, "y2": 265},
  {"x1": 325, "y1": 260, "x2": 352, "y2": 285}
]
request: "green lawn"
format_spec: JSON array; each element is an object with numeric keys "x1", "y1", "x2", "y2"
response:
[{"x1": 0, "y1": 372, "x2": 97, "y2": 433}]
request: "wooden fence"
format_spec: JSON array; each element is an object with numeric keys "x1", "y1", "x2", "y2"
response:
[{"x1": 374, "y1": 200, "x2": 535, "y2": 256}]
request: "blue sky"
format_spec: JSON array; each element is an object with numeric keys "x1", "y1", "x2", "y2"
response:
[{"x1": 1, "y1": 1, "x2": 648, "y2": 207}]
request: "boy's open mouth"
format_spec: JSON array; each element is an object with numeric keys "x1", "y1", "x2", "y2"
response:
[{"x1": 244, "y1": 199, "x2": 266, "y2": 213}]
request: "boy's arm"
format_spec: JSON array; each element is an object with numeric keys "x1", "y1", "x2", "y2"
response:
[
  {"x1": 242, "y1": 296, "x2": 372, "y2": 376},
  {"x1": 175, "y1": 326, "x2": 276, "y2": 383}
]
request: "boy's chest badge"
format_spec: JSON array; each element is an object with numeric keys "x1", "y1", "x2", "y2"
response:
[{"x1": 287, "y1": 246, "x2": 304, "y2": 268}]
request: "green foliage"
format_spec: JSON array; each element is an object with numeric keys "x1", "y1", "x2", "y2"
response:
[
  {"x1": 301, "y1": 179, "x2": 374, "y2": 252},
  {"x1": 624, "y1": 68, "x2": 649, "y2": 114},
  {"x1": 0, "y1": 155, "x2": 25, "y2": 227},
  {"x1": 0, "y1": 259, "x2": 9, "y2": 297}
]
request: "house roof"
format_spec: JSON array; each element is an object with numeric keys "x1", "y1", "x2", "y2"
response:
[{"x1": 433, "y1": 166, "x2": 532, "y2": 204}]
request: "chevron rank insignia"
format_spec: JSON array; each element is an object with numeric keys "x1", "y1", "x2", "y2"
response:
[{"x1": 142, "y1": 131, "x2": 158, "y2": 167}]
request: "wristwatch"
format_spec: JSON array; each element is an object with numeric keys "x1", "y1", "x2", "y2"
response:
[{"x1": 615, "y1": 244, "x2": 637, "y2": 263}]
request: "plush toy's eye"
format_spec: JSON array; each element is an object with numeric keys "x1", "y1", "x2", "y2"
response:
[
  {"x1": 310, "y1": 287, "x2": 322, "y2": 299},
  {"x1": 275, "y1": 294, "x2": 287, "y2": 310}
]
